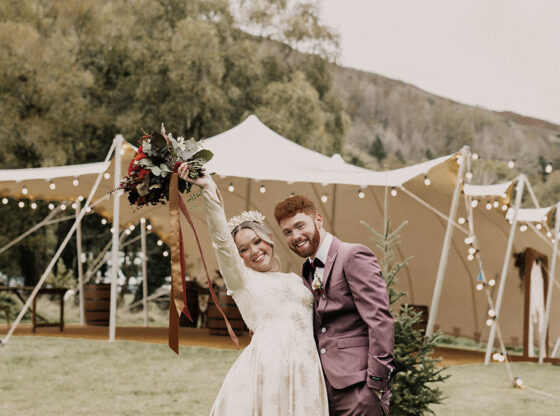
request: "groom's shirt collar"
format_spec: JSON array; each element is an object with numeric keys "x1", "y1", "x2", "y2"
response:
[{"x1": 309, "y1": 232, "x2": 333, "y2": 267}]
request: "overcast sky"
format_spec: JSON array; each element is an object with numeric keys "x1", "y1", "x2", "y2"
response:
[{"x1": 320, "y1": 0, "x2": 560, "y2": 124}]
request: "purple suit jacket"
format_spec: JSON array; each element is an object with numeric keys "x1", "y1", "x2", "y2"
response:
[{"x1": 302, "y1": 237, "x2": 396, "y2": 391}]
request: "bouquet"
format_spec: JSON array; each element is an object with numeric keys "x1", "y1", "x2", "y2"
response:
[{"x1": 120, "y1": 124, "x2": 213, "y2": 207}]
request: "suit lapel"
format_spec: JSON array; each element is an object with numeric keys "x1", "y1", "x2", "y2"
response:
[{"x1": 317, "y1": 237, "x2": 341, "y2": 316}]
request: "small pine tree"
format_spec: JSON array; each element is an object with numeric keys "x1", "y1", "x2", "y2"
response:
[
  {"x1": 369, "y1": 135, "x2": 387, "y2": 162},
  {"x1": 361, "y1": 188, "x2": 449, "y2": 416}
]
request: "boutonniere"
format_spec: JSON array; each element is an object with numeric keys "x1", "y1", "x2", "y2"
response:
[{"x1": 311, "y1": 272, "x2": 326, "y2": 299}]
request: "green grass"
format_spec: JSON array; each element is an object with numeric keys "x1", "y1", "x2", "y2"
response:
[{"x1": 1, "y1": 337, "x2": 559, "y2": 415}]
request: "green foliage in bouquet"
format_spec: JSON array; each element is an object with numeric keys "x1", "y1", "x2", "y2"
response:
[{"x1": 361, "y1": 190, "x2": 449, "y2": 416}]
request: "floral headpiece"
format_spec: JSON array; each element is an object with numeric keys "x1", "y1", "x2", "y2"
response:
[{"x1": 227, "y1": 210, "x2": 266, "y2": 233}]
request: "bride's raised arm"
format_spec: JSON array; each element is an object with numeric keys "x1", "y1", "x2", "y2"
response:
[{"x1": 177, "y1": 164, "x2": 246, "y2": 294}]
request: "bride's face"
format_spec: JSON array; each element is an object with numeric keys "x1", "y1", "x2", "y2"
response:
[{"x1": 234, "y1": 228, "x2": 276, "y2": 272}]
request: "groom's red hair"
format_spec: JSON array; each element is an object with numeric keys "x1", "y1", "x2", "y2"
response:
[{"x1": 274, "y1": 195, "x2": 317, "y2": 224}]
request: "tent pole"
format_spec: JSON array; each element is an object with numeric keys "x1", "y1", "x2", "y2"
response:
[
  {"x1": 75, "y1": 199, "x2": 85, "y2": 326},
  {"x1": 484, "y1": 175, "x2": 525, "y2": 364},
  {"x1": 245, "y1": 179, "x2": 252, "y2": 211},
  {"x1": 109, "y1": 136, "x2": 123, "y2": 342},
  {"x1": 141, "y1": 218, "x2": 149, "y2": 327},
  {"x1": 426, "y1": 147, "x2": 468, "y2": 336},
  {"x1": 539, "y1": 202, "x2": 560, "y2": 364},
  {"x1": 0, "y1": 137, "x2": 119, "y2": 346}
]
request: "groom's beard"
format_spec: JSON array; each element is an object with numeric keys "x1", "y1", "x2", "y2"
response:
[{"x1": 291, "y1": 224, "x2": 321, "y2": 258}]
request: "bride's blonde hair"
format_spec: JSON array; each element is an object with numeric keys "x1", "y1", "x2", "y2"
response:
[{"x1": 231, "y1": 222, "x2": 281, "y2": 270}]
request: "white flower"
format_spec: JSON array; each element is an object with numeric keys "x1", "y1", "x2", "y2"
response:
[{"x1": 312, "y1": 274, "x2": 322, "y2": 291}]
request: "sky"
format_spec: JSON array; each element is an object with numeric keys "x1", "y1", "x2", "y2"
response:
[{"x1": 320, "y1": 0, "x2": 560, "y2": 124}]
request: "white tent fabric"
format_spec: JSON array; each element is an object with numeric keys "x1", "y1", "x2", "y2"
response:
[
  {"x1": 0, "y1": 115, "x2": 558, "y2": 352},
  {"x1": 506, "y1": 206, "x2": 553, "y2": 223}
]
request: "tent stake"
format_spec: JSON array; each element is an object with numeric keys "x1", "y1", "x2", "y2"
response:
[
  {"x1": 426, "y1": 147, "x2": 468, "y2": 336},
  {"x1": 539, "y1": 202, "x2": 560, "y2": 363},
  {"x1": 484, "y1": 175, "x2": 525, "y2": 364}
]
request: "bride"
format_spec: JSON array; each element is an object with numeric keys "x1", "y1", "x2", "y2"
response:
[{"x1": 178, "y1": 165, "x2": 329, "y2": 416}]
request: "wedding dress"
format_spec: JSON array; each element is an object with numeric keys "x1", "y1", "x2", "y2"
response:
[{"x1": 204, "y1": 188, "x2": 329, "y2": 416}]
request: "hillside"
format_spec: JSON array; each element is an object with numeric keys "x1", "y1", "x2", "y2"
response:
[{"x1": 334, "y1": 66, "x2": 560, "y2": 191}]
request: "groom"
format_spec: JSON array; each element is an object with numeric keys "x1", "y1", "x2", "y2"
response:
[{"x1": 274, "y1": 195, "x2": 396, "y2": 416}]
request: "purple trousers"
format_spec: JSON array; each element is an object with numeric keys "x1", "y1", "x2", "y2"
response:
[{"x1": 325, "y1": 378, "x2": 390, "y2": 416}]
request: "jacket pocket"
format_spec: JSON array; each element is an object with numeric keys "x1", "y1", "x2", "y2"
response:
[{"x1": 337, "y1": 336, "x2": 369, "y2": 349}]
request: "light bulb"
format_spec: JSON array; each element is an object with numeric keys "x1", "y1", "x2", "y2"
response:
[
  {"x1": 22, "y1": 186, "x2": 28, "y2": 195},
  {"x1": 501, "y1": 204, "x2": 508, "y2": 211},
  {"x1": 464, "y1": 236, "x2": 474, "y2": 245},
  {"x1": 49, "y1": 182, "x2": 56, "y2": 190},
  {"x1": 48, "y1": 203, "x2": 54, "y2": 210},
  {"x1": 507, "y1": 159, "x2": 515, "y2": 169},
  {"x1": 358, "y1": 190, "x2": 365, "y2": 199},
  {"x1": 492, "y1": 200, "x2": 499, "y2": 208},
  {"x1": 476, "y1": 283, "x2": 484, "y2": 291},
  {"x1": 513, "y1": 377, "x2": 523, "y2": 388},
  {"x1": 465, "y1": 172, "x2": 473, "y2": 180},
  {"x1": 472, "y1": 153, "x2": 479, "y2": 160},
  {"x1": 489, "y1": 279, "x2": 496, "y2": 287},
  {"x1": 260, "y1": 185, "x2": 266, "y2": 194},
  {"x1": 157, "y1": 240, "x2": 163, "y2": 246},
  {"x1": 101, "y1": 219, "x2": 107, "y2": 225},
  {"x1": 31, "y1": 202, "x2": 37, "y2": 209},
  {"x1": 545, "y1": 162, "x2": 553, "y2": 174},
  {"x1": 60, "y1": 204, "x2": 66, "y2": 211},
  {"x1": 471, "y1": 199, "x2": 479, "y2": 208},
  {"x1": 147, "y1": 224, "x2": 152, "y2": 231},
  {"x1": 163, "y1": 250, "x2": 169, "y2": 257},
  {"x1": 18, "y1": 201, "x2": 25, "y2": 208},
  {"x1": 125, "y1": 229, "x2": 131, "y2": 235},
  {"x1": 2, "y1": 198, "x2": 8, "y2": 205},
  {"x1": 486, "y1": 319, "x2": 493, "y2": 327},
  {"x1": 321, "y1": 194, "x2": 328, "y2": 203},
  {"x1": 104, "y1": 173, "x2": 110, "y2": 180},
  {"x1": 78, "y1": 195, "x2": 84, "y2": 201},
  {"x1": 390, "y1": 187, "x2": 397, "y2": 197},
  {"x1": 129, "y1": 224, "x2": 135, "y2": 231},
  {"x1": 458, "y1": 217, "x2": 466, "y2": 225},
  {"x1": 71, "y1": 203, "x2": 77, "y2": 209},
  {"x1": 467, "y1": 254, "x2": 474, "y2": 261},
  {"x1": 424, "y1": 175, "x2": 431, "y2": 186},
  {"x1": 536, "y1": 223, "x2": 542, "y2": 230},
  {"x1": 140, "y1": 218, "x2": 146, "y2": 224},
  {"x1": 519, "y1": 224, "x2": 527, "y2": 232},
  {"x1": 73, "y1": 178, "x2": 79, "y2": 186},
  {"x1": 488, "y1": 309, "x2": 496, "y2": 317},
  {"x1": 110, "y1": 227, "x2": 115, "y2": 233},
  {"x1": 227, "y1": 183, "x2": 234, "y2": 192},
  {"x1": 486, "y1": 202, "x2": 492, "y2": 210},
  {"x1": 468, "y1": 247, "x2": 476, "y2": 255},
  {"x1": 547, "y1": 231, "x2": 552, "y2": 237}
]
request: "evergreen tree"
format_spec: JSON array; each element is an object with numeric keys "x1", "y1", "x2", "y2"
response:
[
  {"x1": 369, "y1": 135, "x2": 387, "y2": 162},
  {"x1": 361, "y1": 188, "x2": 449, "y2": 416}
]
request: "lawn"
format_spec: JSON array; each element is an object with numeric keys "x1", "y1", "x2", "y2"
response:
[{"x1": 1, "y1": 337, "x2": 559, "y2": 415}]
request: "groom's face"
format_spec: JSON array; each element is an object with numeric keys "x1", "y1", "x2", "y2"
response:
[{"x1": 279, "y1": 212, "x2": 323, "y2": 258}]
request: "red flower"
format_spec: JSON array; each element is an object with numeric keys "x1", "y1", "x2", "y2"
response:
[
  {"x1": 138, "y1": 168, "x2": 150, "y2": 179},
  {"x1": 128, "y1": 150, "x2": 147, "y2": 175}
]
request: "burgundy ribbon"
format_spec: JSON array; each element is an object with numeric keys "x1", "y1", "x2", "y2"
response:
[{"x1": 167, "y1": 172, "x2": 239, "y2": 354}]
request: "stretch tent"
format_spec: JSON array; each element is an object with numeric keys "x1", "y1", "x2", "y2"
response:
[{"x1": 0, "y1": 115, "x2": 558, "y2": 355}]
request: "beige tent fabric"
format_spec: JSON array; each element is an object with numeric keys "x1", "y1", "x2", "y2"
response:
[{"x1": 0, "y1": 116, "x2": 558, "y2": 349}]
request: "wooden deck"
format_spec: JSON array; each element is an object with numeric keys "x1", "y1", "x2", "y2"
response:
[{"x1": 3, "y1": 324, "x2": 558, "y2": 365}]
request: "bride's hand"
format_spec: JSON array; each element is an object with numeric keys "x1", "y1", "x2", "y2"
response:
[{"x1": 177, "y1": 163, "x2": 215, "y2": 190}]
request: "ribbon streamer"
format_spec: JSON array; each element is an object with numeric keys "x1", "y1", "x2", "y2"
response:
[{"x1": 168, "y1": 172, "x2": 239, "y2": 354}]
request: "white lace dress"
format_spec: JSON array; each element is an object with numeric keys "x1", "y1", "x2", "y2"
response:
[{"x1": 203, "y1": 188, "x2": 329, "y2": 416}]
